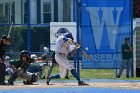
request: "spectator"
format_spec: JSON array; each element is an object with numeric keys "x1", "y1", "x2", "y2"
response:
[{"x1": 117, "y1": 37, "x2": 133, "y2": 78}]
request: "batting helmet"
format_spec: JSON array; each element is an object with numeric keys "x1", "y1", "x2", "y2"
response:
[
  {"x1": 55, "y1": 28, "x2": 70, "y2": 37},
  {"x1": 64, "y1": 33, "x2": 74, "y2": 40}
]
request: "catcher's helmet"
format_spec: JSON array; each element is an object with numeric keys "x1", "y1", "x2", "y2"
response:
[{"x1": 20, "y1": 50, "x2": 30, "y2": 57}]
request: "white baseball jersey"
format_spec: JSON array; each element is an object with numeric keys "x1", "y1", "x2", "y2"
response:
[
  {"x1": 55, "y1": 35, "x2": 74, "y2": 78},
  {"x1": 55, "y1": 35, "x2": 71, "y2": 54}
]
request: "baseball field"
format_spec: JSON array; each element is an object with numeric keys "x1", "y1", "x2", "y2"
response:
[
  {"x1": 0, "y1": 79, "x2": 140, "y2": 93},
  {"x1": 1, "y1": 68, "x2": 140, "y2": 93}
]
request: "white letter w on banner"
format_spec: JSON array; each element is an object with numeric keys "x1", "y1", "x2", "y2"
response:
[{"x1": 86, "y1": 7, "x2": 123, "y2": 49}]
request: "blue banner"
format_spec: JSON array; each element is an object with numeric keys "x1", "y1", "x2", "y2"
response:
[{"x1": 81, "y1": 0, "x2": 132, "y2": 68}]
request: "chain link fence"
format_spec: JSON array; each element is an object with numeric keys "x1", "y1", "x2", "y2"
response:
[
  {"x1": 0, "y1": 0, "x2": 75, "y2": 53},
  {"x1": 0, "y1": 0, "x2": 127, "y2": 80}
]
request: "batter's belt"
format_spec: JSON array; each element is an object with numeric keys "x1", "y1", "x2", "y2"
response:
[{"x1": 57, "y1": 53, "x2": 66, "y2": 56}]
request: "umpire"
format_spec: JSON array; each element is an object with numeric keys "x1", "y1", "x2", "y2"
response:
[{"x1": 0, "y1": 35, "x2": 11, "y2": 85}]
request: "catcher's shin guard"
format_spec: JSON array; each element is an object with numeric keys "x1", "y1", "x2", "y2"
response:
[
  {"x1": 23, "y1": 80, "x2": 33, "y2": 85},
  {"x1": 23, "y1": 74, "x2": 38, "y2": 85},
  {"x1": 31, "y1": 74, "x2": 38, "y2": 82}
]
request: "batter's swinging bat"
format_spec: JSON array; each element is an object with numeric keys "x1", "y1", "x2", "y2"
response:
[
  {"x1": 80, "y1": 49, "x2": 91, "y2": 60},
  {"x1": 8, "y1": 22, "x2": 13, "y2": 37},
  {"x1": 73, "y1": 42, "x2": 91, "y2": 60}
]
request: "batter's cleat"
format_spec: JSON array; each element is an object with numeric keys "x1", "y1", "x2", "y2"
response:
[
  {"x1": 78, "y1": 81, "x2": 88, "y2": 86},
  {"x1": 46, "y1": 77, "x2": 50, "y2": 85},
  {"x1": 23, "y1": 81, "x2": 33, "y2": 85}
]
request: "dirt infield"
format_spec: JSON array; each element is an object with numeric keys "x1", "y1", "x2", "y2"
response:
[{"x1": 1, "y1": 80, "x2": 140, "y2": 90}]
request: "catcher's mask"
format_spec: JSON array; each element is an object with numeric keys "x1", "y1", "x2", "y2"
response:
[{"x1": 20, "y1": 50, "x2": 30, "y2": 60}]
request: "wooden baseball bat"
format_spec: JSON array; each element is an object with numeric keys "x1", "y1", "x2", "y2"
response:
[
  {"x1": 80, "y1": 49, "x2": 91, "y2": 60},
  {"x1": 73, "y1": 42, "x2": 91, "y2": 60},
  {"x1": 8, "y1": 22, "x2": 13, "y2": 37}
]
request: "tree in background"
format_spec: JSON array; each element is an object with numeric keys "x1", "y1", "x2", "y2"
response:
[{"x1": 30, "y1": 27, "x2": 50, "y2": 52}]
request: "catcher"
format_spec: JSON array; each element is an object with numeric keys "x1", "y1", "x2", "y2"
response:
[{"x1": 7, "y1": 50, "x2": 38, "y2": 85}]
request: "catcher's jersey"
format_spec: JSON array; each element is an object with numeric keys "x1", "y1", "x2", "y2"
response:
[{"x1": 55, "y1": 35, "x2": 71, "y2": 54}]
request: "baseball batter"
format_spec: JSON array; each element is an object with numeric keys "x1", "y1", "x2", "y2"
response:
[{"x1": 46, "y1": 33, "x2": 88, "y2": 86}]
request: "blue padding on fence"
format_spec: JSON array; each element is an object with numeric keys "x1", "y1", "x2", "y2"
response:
[{"x1": 81, "y1": 0, "x2": 132, "y2": 69}]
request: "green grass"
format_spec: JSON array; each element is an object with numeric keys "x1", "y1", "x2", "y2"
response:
[
  {"x1": 42, "y1": 66, "x2": 116, "y2": 79},
  {"x1": 42, "y1": 66, "x2": 140, "y2": 80},
  {"x1": 6, "y1": 65, "x2": 140, "y2": 81},
  {"x1": 80, "y1": 69, "x2": 116, "y2": 79}
]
